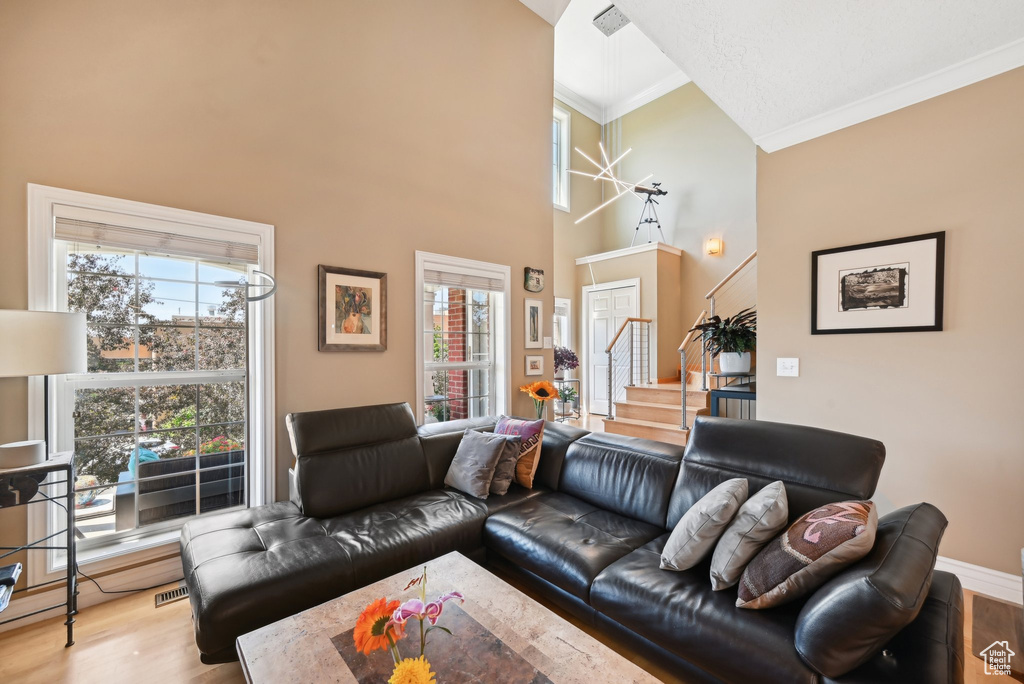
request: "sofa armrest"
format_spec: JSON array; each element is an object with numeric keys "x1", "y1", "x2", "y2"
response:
[{"x1": 796, "y1": 503, "x2": 949, "y2": 678}]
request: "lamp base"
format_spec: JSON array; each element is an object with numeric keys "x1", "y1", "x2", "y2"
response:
[{"x1": 0, "y1": 440, "x2": 47, "y2": 469}]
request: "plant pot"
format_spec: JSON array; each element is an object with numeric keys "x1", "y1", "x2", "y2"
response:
[
  {"x1": 560, "y1": 401, "x2": 573, "y2": 416},
  {"x1": 554, "y1": 370, "x2": 566, "y2": 380},
  {"x1": 718, "y1": 351, "x2": 751, "y2": 374}
]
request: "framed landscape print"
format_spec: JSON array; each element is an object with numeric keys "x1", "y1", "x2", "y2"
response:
[
  {"x1": 524, "y1": 299, "x2": 543, "y2": 348},
  {"x1": 318, "y1": 265, "x2": 387, "y2": 351},
  {"x1": 811, "y1": 232, "x2": 944, "y2": 334},
  {"x1": 525, "y1": 355, "x2": 543, "y2": 376}
]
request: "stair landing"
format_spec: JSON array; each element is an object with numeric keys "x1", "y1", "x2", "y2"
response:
[{"x1": 602, "y1": 382, "x2": 708, "y2": 447}]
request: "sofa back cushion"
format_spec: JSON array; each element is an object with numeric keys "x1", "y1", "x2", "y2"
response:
[
  {"x1": 668, "y1": 416, "x2": 885, "y2": 529},
  {"x1": 794, "y1": 503, "x2": 948, "y2": 678},
  {"x1": 534, "y1": 421, "x2": 589, "y2": 490},
  {"x1": 559, "y1": 432, "x2": 684, "y2": 527},
  {"x1": 286, "y1": 403, "x2": 427, "y2": 518}
]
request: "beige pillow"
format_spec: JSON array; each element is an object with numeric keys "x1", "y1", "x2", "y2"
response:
[
  {"x1": 737, "y1": 500, "x2": 877, "y2": 609},
  {"x1": 710, "y1": 481, "x2": 789, "y2": 591},
  {"x1": 660, "y1": 478, "x2": 747, "y2": 572}
]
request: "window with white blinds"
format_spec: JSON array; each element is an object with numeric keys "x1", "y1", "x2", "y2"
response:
[
  {"x1": 415, "y1": 252, "x2": 510, "y2": 425},
  {"x1": 27, "y1": 184, "x2": 275, "y2": 580}
]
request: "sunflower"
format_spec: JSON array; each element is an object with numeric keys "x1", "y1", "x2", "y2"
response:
[
  {"x1": 353, "y1": 597, "x2": 404, "y2": 655},
  {"x1": 519, "y1": 380, "x2": 558, "y2": 402},
  {"x1": 389, "y1": 656, "x2": 437, "y2": 684}
]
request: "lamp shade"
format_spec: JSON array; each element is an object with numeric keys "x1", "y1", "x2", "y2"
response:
[{"x1": 0, "y1": 310, "x2": 87, "y2": 377}]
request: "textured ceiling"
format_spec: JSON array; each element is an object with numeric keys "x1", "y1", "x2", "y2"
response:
[
  {"x1": 612, "y1": 0, "x2": 1024, "y2": 150},
  {"x1": 554, "y1": 0, "x2": 689, "y2": 123}
]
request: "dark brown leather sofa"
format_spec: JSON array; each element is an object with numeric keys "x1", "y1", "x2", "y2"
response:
[{"x1": 179, "y1": 403, "x2": 964, "y2": 683}]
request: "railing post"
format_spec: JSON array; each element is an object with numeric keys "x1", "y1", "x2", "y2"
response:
[
  {"x1": 645, "y1": 322, "x2": 650, "y2": 385},
  {"x1": 606, "y1": 349, "x2": 615, "y2": 420},
  {"x1": 628, "y1": 321, "x2": 635, "y2": 387},
  {"x1": 680, "y1": 349, "x2": 688, "y2": 430}
]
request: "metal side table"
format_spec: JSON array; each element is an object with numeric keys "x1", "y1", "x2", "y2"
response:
[{"x1": 0, "y1": 452, "x2": 77, "y2": 646}]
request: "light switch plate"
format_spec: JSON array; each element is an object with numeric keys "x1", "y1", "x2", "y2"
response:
[
  {"x1": 777, "y1": 358, "x2": 799, "y2": 377},
  {"x1": 542, "y1": 337, "x2": 553, "y2": 349}
]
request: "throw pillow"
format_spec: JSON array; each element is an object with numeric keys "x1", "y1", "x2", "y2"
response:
[
  {"x1": 710, "y1": 480, "x2": 789, "y2": 591},
  {"x1": 489, "y1": 434, "x2": 522, "y2": 496},
  {"x1": 443, "y1": 430, "x2": 508, "y2": 499},
  {"x1": 660, "y1": 478, "x2": 748, "y2": 572},
  {"x1": 737, "y1": 500, "x2": 878, "y2": 609},
  {"x1": 494, "y1": 416, "x2": 545, "y2": 489}
]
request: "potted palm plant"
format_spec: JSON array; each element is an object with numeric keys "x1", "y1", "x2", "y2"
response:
[{"x1": 688, "y1": 308, "x2": 756, "y2": 374}]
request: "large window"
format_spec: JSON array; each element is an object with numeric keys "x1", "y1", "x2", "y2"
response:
[
  {"x1": 415, "y1": 252, "x2": 510, "y2": 424},
  {"x1": 27, "y1": 185, "x2": 274, "y2": 580},
  {"x1": 553, "y1": 105, "x2": 571, "y2": 212}
]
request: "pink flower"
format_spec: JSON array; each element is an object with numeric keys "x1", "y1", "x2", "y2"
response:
[
  {"x1": 391, "y1": 592, "x2": 464, "y2": 626},
  {"x1": 423, "y1": 592, "x2": 464, "y2": 625},
  {"x1": 391, "y1": 598, "x2": 425, "y2": 625}
]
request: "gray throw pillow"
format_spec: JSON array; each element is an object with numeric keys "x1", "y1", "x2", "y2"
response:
[
  {"x1": 710, "y1": 480, "x2": 789, "y2": 590},
  {"x1": 661, "y1": 478, "x2": 748, "y2": 572},
  {"x1": 444, "y1": 430, "x2": 508, "y2": 499},
  {"x1": 488, "y1": 434, "x2": 522, "y2": 496}
]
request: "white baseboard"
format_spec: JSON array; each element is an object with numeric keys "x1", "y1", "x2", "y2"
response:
[
  {"x1": 936, "y1": 555, "x2": 1023, "y2": 605},
  {"x1": 0, "y1": 555, "x2": 184, "y2": 634}
]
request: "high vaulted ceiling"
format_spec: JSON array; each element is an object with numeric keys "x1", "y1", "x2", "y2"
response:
[
  {"x1": 524, "y1": 0, "x2": 1024, "y2": 152},
  {"x1": 612, "y1": 0, "x2": 1024, "y2": 151}
]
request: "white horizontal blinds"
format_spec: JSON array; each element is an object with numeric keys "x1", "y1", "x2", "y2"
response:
[
  {"x1": 422, "y1": 261, "x2": 506, "y2": 293},
  {"x1": 54, "y1": 217, "x2": 260, "y2": 264}
]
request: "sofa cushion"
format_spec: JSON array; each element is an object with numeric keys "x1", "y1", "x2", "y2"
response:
[
  {"x1": 710, "y1": 480, "x2": 789, "y2": 590},
  {"x1": 661, "y1": 477, "x2": 747, "y2": 572},
  {"x1": 559, "y1": 432, "x2": 684, "y2": 528},
  {"x1": 670, "y1": 416, "x2": 885, "y2": 529},
  {"x1": 796, "y1": 503, "x2": 948, "y2": 678},
  {"x1": 494, "y1": 416, "x2": 545, "y2": 488},
  {"x1": 489, "y1": 435, "x2": 522, "y2": 496},
  {"x1": 443, "y1": 429, "x2": 508, "y2": 499},
  {"x1": 591, "y1": 534, "x2": 818, "y2": 684},
  {"x1": 181, "y1": 490, "x2": 486, "y2": 660},
  {"x1": 419, "y1": 416, "x2": 498, "y2": 488},
  {"x1": 484, "y1": 492, "x2": 663, "y2": 602},
  {"x1": 286, "y1": 403, "x2": 429, "y2": 518},
  {"x1": 738, "y1": 501, "x2": 878, "y2": 609}
]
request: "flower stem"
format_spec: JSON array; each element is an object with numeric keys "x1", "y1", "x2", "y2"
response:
[
  {"x1": 419, "y1": 617, "x2": 425, "y2": 656},
  {"x1": 386, "y1": 632, "x2": 401, "y2": 666}
]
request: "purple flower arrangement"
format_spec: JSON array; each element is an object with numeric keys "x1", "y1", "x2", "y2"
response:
[{"x1": 554, "y1": 346, "x2": 580, "y2": 373}]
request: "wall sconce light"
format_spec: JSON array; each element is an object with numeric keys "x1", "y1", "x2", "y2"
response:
[{"x1": 706, "y1": 238, "x2": 723, "y2": 256}]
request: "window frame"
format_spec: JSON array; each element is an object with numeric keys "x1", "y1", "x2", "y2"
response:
[
  {"x1": 553, "y1": 104, "x2": 572, "y2": 213},
  {"x1": 26, "y1": 184, "x2": 275, "y2": 585},
  {"x1": 414, "y1": 251, "x2": 510, "y2": 425}
]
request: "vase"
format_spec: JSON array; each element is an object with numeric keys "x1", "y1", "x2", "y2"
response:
[
  {"x1": 560, "y1": 401, "x2": 573, "y2": 416},
  {"x1": 718, "y1": 351, "x2": 751, "y2": 374},
  {"x1": 554, "y1": 369, "x2": 565, "y2": 380}
]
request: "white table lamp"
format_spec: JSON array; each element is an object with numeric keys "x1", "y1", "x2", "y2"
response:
[{"x1": 0, "y1": 310, "x2": 87, "y2": 468}]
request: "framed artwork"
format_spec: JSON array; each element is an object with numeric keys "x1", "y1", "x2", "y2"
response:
[
  {"x1": 811, "y1": 232, "x2": 944, "y2": 334},
  {"x1": 318, "y1": 265, "x2": 387, "y2": 351},
  {"x1": 524, "y1": 267, "x2": 544, "y2": 292},
  {"x1": 525, "y1": 355, "x2": 543, "y2": 376},
  {"x1": 524, "y1": 298, "x2": 543, "y2": 348}
]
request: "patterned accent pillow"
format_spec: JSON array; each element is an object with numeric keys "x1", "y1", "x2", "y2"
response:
[
  {"x1": 494, "y1": 416, "x2": 545, "y2": 489},
  {"x1": 737, "y1": 500, "x2": 877, "y2": 609}
]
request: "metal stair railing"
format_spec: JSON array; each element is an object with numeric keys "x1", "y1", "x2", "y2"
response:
[{"x1": 605, "y1": 318, "x2": 652, "y2": 420}]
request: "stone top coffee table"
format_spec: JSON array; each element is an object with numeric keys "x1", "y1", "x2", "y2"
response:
[{"x1": 236, "y1": 551, "x2": 661, "y2": 683}]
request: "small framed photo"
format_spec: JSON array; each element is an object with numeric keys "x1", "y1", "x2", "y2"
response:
[
  {"x1": 524, "y1": 298, "x2": 543, "y2": 349},
  {"x1": 524, "y1": 267, "x2": 545, "y2": 292},
  {"x1": 318, "y1": 265, "x2": 387, "y2": 351},
  {"x1": 811, "y1": 232, "x2": 944, "y2": 334},
  {"x1": 525, "y1": 355, "x2": 543, "y2": 376}
]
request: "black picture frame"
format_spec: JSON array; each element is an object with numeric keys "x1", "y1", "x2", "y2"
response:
[{"x1": 811, "y1": 231, "x2": 945, "y2": 335}]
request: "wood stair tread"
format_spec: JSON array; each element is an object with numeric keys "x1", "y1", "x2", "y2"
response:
[{"x1": 616, "y1": 400, "x2": 703, "y2": 411}]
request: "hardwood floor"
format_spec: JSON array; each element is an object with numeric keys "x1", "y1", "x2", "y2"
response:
[{"x1": 0, "y1": 579, "x2": 1002, "y2": 683}]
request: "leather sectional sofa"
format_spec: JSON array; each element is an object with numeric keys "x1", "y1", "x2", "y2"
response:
[{"x1": 180, "y1": 403, "x2": 964, "y2": 683}]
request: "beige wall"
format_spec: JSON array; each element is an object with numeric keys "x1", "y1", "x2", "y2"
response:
[
  {"x1": 601, "y1": 84, "x2": 758, "y2": 338},
  {"x1": 0, "y1": 0, "x2": 554, "y2": 571},
  {"x1": 757, "y1": 67, "x2": 1024, "y2": 575}
]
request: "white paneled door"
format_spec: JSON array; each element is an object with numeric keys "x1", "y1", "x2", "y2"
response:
[{"x1": 587, "y1": 284, "x2": 638, "y2": 415}]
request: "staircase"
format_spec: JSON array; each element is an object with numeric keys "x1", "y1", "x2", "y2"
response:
[{"x1": 603, "y1": 382, "x2": 709, "y2": 446}]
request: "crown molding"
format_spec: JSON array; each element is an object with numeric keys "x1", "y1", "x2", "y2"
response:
[
  {"x1": 554, "y1": 82, "x2": 603, "y2": 124},
  {"x1": 755, "y1": 36, "x2": 1024, "y2": 153},
  {"x1": 603, "y1": 71, "x2": 691, "y2": 123}
]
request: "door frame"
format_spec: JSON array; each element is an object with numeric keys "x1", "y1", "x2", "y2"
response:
[{"x1": 581, "y1": 278, "x2": 640, "y2": 415}]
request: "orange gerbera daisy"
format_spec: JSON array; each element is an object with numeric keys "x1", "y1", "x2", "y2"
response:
[
  {"x1": 520, "y1": 380, "x2": 558, "y2": 402},
  {"x1": 353, "y1": 597, "x2": 404, "y2": 655}
]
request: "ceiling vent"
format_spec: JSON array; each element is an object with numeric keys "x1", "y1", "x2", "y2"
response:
[{"x1": 592, "y1": 5, "x2": 630, "y2": 37}]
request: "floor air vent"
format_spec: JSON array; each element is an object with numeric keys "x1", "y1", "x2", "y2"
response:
[{"x1": 155, "y1": 584, "x2": 189, "y2": 608}]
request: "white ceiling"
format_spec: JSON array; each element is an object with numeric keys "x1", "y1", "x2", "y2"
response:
[
  {"x1": 612, "y1": 0, "x2": 1024, "y2": 151},
  {"x1": 553, "y1": 0, "x2": 690, "y2": 124}
]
